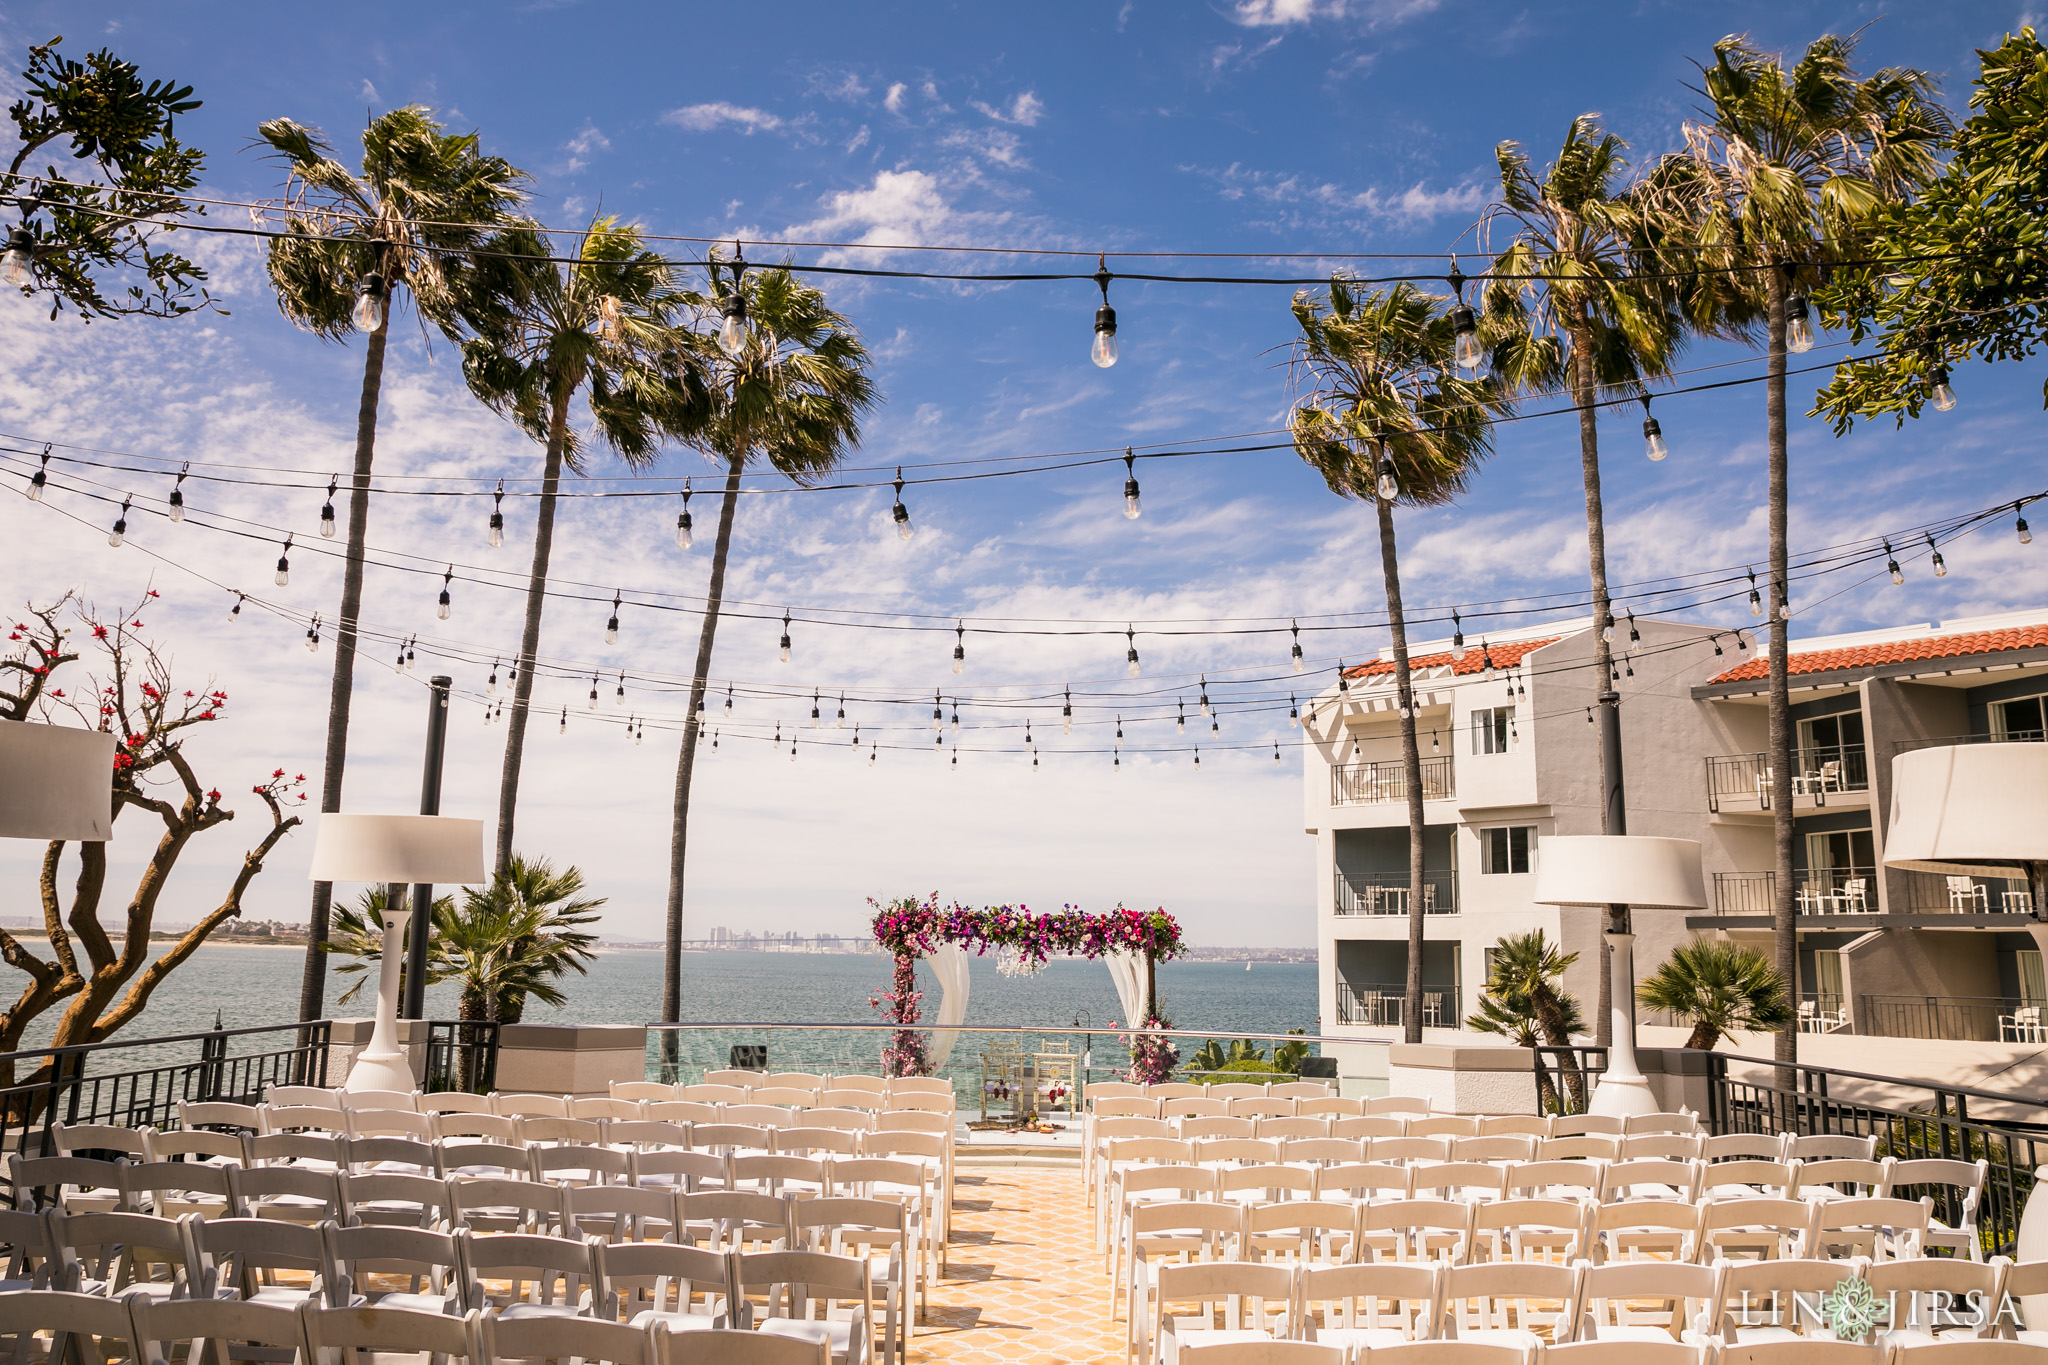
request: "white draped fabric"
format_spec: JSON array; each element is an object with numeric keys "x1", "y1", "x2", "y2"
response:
[
  {"x1": 927, "y1": 942, "x2": 971, "y2": 1070},
  {"x1": 1104, "y1": 951, "x2": 1147, "y2": 1028}
]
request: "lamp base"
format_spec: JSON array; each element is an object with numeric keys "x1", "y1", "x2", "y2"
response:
[
  {"x1": 344, "y1": 1047, "x2": 415, "y2": 1093},
  {"x1": 1587, "y1": 1071, "x2": 1659, "y2": 1118}
]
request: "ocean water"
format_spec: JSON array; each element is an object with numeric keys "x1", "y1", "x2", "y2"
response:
[{"x1": 6, "y1": 943, "x2": 1321, "y2": 1082}]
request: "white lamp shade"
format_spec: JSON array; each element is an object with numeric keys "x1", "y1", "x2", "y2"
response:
[
  {"x1": 308, "y1": 814, "x2": 486, "y2": 885},
  {"x1": 1533, "y1": 834, "x2": 1707, "y2": 908},
  {"x1": 0, "y1": 721, "x2": 115, "y2": 841},
  {"x1": 1885, "y1": 743, "x2": 2048, "y2": 876}
]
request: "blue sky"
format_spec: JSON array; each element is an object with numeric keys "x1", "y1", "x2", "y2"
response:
[{"x1": 3, "y1": 1, "x2": 2045, "y2": 949}]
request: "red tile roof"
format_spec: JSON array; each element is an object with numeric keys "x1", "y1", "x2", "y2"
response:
[
  {"x1": 1345, "y1": 636, "x2": 1562, "y2": 681},
  {"x1": 1708, "y1": 623, "x2": 2048, "y2": 684}
]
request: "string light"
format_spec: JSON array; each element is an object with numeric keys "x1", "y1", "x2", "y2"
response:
[
  {"x1": 352, "y1": 252, "x2": 388, "y2": 332},
  {"x1": 868, "y1": 739, "x2": 876, "y2": 765},
  {"x1": 615, "y1": 671, "x2": 626, "y2": 706},
  {"x1": 1210, "y1": 711, "x2": 1220, "y2": 737},
  {"x1": 1587, "y1": 707, "x2": 1595, "y2": 724},
  {"x1": 718, "y1": 244, "x2": 749, "y2": 357},
  {"x1": 1116, "y1": 716, "x2": 1124, "y2": 742},
  {"x1": 1449, "y1": 264, "x2": 1482, "y2": 372},
  {"x1": 606, "y1": 593, "x2": 621, "y2": 644},
  {"x1": 1641, "y1": 396, "x2": 1667, "y2": 462},
  {"x1": 1114, "y1": 747, "x2": 1121, "y2": 773},
  {"x1": 107, "y1": 497, "x2": 129, "y2": 548},
  {"x1": 25, "y1": 448, "x2": 48, "y2": 501},
  {"x1": 1928, "y1": 363, "x2": 1957, "y2": 412},
  {"x1": 1032, "y1": 744, "x2": 1039, "y2": 772},
  {"x1": 952, "y1": 622, "x2": 966, "y2": 675},
  {"x1": 636, "y1": 717, "x2": 645, "y2": 744},
  {"x1": 227, "y1": 592, "x2": 243, "y2": 623},
  {"x1": 1432, "y1": 728, "x2": 1440, "y2": 751},
  {"x1": 1090, "y1": 255, "x2": 1118, "y2": 368},
  {"x1": 836, "y1": 694, "x2": 847, "y2": 728},
  {"x1": 304, "y1": 613, "x2": 321, "y2": 652},
  {"x1": 1193, "y1": 746, "x2": 1201, "y2": 771},
  {"x1": 951, "y1": 700, "x2": 960, "y2": 733},
  {"x1": 932, "y1": 691, "x2": 944, "y2": 731},
  {"x1": 892, "y1": 469, "x2": 913, "y2": 541},
  {"x1": 320, "y1": 478, "x2": 337, "y2": 538},
  {"x1": 1777, "y1": 578, "x2": 1792, "y2": 620},
  {"x1": 1, "y1": 226, "x2": 34, "y2": 286},
  {"x1": 558, "y1": 707, "x2": 567, "y2": 735},
  {"x1": 1122, "y1": 449, "x2": 1141, "y2": 519},
  {"x1": 1063, "y1": 689, "x2": 1073, "y2": 736},
  {"x1": 712, "y1": 728, "x2": 720, "y2": 753},
  {"x1": 1627, "y1": 611, "x2": 1640, "y2": 653},
  {"x1": 1273, "y1": 743, "x2": 1282, "y2": 765},
  {"x1": 168, "y1": 464, "x2": 188, "y2": 523},
  {"x1": 724, "y1": 684, "x2": 734, "y2": 715},
  {"x1": 1738, "y1": 632, "x2": 1750, "y2": 652},
  {"x1": 1288, "y1": 695, "x2": 1299, "y2": 728},
  {"x1": 1481, "y1": 643, "x2": 1496, "y2": 682},
  {"x1": 1713, "y1": 636, "x2": 1724, "y2": 657},
  {"x1": 811, "y1": 690, "x2": 822, "y2": 728},
  {"x1": 1290, "y1": 621, "x2": 1304, "y2": 673},
  {"x1": 406, "y1": 637, "x2": 416, "y2": 670},
  {"x1": 1023, "y1": 719, "x2": 1033, "y2": 747},
  {"x1": 1601, "y1": 615, "x2": 1615, "y2": 644},
  {"x1": 274, "y1": 536, "x2": 292, "y2": 586},
  {"x1": 852, "y1": 723, "x2": 860, "y2": 747},
  {"x1": 1375, "y1": 447, "x2": 1400, "y2": 502},
  {"x1": 437, "y1": 566, "x2": 453, "y2": 620},
  {"x1": 1925, "y1": 532, "x2": 1946, "y2": 577},
  {"x1": 1126, "y1": 626, "x2": 1140, "y2": 677},
  {"x1": 1885, "y1": 541, "x2": 1904, "y2": 585},
  {"x1": 488, "y1": 660, "x2": 500, "y2": 695},
  {"x1": 1747, "y1": 568, "x2": 1763, "y2": 617},
  {"x1": 1786, "y1": 292, "x2": 1814, "y2": 353},
  {"x1": 778, "y1": 610, "x2": 792, "y2": 663},
  {"x1": 675, "y1": 479, "x2": 693, "y2": 550},
  {"x1": 1451, "y1": 612, "x2": 1466, "y2": 660},
  {"x1": 1177, "y1": 700, "x2": 1186, "y2": 734},
  {"x1": 489, "y1": 482, "x2": 505, "y2": 548},
  {"x1": 2019, "y1": 504, "x2": 2033, "y2": 545}
]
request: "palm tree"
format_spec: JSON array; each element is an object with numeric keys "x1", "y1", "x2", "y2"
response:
[
  {"x1": 1637, "y1": 939, "x2": 1794, "y2": 1052},
  {"x1": 324, "y1": 886, "x2": 455, "y2": 1005},
  {"x1": 1481, "y1": 117, "x2": 1692, "y2": 1043},
  {"x1": 1675, "y1": 34, "x2": 1950, "y2": 1070},
  {"x1": 1467, "y1": 970, "x2": 1588, "y2": 1112},
  {"x1": 662, "y1": 256, "x2": 876, "y2": 1033},
  {"x1": 458, "y1": 218, "x2": 712, "y2": 871},
  {"x1": 259, "y1": 108, "x2": 527, "y2": 1021},
  {"x1": 1478, "y1": 929, "x2": 1586, "y2": 1109},
  {"x1": 1290, "y1": 280, "x2": 1507, "y2": 1044}
]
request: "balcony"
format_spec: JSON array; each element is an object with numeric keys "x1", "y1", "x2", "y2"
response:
[
  {"x1": 1861, "y1": 994, "x2": 2047, "y2": 1042},
  {"x1": 1892, "y1": 730, "x2": 2046, "y2": 755},
  {"x1": 1708, "y1": 867, "x2": 2035, "y2": 917},
  {"x1": 1331, "y1": 755, "x2": 1454, "y2": 806},
  {"x1": 1704, "y1": 744, "x2": 1869, "y2": 814},
  {"x1": 1334, "y1": 980, "x2": 1456, "y2": 1028},
  {"x1": 1334, "y1": 869, "x2": 1458, "y2": 916}
]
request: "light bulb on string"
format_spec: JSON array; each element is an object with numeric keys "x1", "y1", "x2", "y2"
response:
[
  {"x1": 675, "y1": 480, "x2": 694, "y2": 550},
  {"x1": 615, "y1": 672, "x2": 626, "y2": 706},
  {"x1": 724, "y1": 684, "x2": 734, "y2": 715},
  {"x1": 605, "y1": 593, "x2": 621, "y2": 645},
  {"x1": 1194, "y1": 747, "x2": 1201, "y2": 772},
  {"x1": 488, "y1": 660, "x2": 500, "y2": 696},
  {"x1": 1199, "y1": 678, "x2": 1211, "y2": 718},
  {"x1": 891, "y1": 469, "x2": 913, "y2": 541},
  {"x1": 228, "y1": 593, "x2": 243, "y2": 623},
  {"x1": 1627, "y1": 611, "x2": 1640, "y2": 653},
  {"x1": 1290, "y1": 621, "x2": 1304, "y2": 673},
  {"x1": 1786, "y1": 292, "x2": 1815, "y2": 353},
  {"x1": 274, "y1": 536, "x2": 292, "y2": 586},
  {"x1": 868, "y1": 740, "x2": 876, "y2": 766},
  {"x1": 1116, "y1": 716, "x2": 1124, "y2": 742},
  {"x1": 1, "y1": 226, "x2": 35, "y2": 286},
  {"x1": 811, "y1": 691, "x2": 822, "y2": 729},
  {"x1": 1288, "y1": 695, "x2": 1299, "y2": 729},
  {"x1": 108, "y1": 497, "x2": 129, "y2": 548},
  {"x1": 1624, "y1": 659, "x2": 1635, "y2": 679},
  {"x1": 1176, "y1": 701, "x2": 1186, "y2": 735},
  {"x1": 168, "y1": 464, "x2": 188, "y2": 523},
  {"x1": 1125, "y1": 626, "x2": 1140, "y2": 677},
  {"x1": 1641, "y1": 396, "x2": 1667, "y2": 462},
  {"x1": 1432, "y1": 729, "x2": 1440, "y2": 752},
  {"x1": 791, "y1": 737, "x2": 798, "y2": 763},
  {"x1": 1506, "y1": 671, "x2": 1516, "y2": 701},
  {"x1": 1481, "y1": 644, "x2": 1496, "y2": 682},
  {"x1": 489, "y1": 482, "x2": 505, "y2": 548},
  {"x1": 1273, "y1": 743, "x2": 1282, "y2": 766},
  {"x1": 1210, "y1": 712, "x2": 1220, "y2": 737},
  {"x1": 2018, "y1": 504, "x2": 2033, "y2": 545},
  {"x1": 778, "y1": 610, "x2": 792, "y2": 664},
  {"x1": 352, "y1": 261, "x2": 388, "y2": 332},
  {"x1": 1713, "y1": 635, "x2": 1724, "y2": 657},
  {"x1": 695, "y1": 692, "x2": 705, "y2": 718},
  {"x1": 952, "y1": 622, "x2": 966, "y2": 675},
  {"x1": 1063, "y1": 689, "x2": 1074, "y2": 736},
  {"x1": 558, "y1": 708, "x2": 567, "y2": 736},
  {"x1": 304, "y1": 613, "x2": 321, "y2": 653},
  {"x1": 26, "y1": 448, "x2": 50, "y2": 501},
  {"x1": 1928, "y1": 363, "x2": 1956, "y2": 412},
  {"x1": 1336, "y1": 663, "x2": 1349, "y2": 698},
  {"x1": 1925, "y1": 533, "x2": 1946, "y2": 577},
  {"x1": 1122, "y1": 449, "x2": 1141, "y2": 519},
  {"x1": 718, "y1": 244, "x2": 749, "y2": 357},
  {"x1": 1450, "y1": 611, "x2": 1466, "y2": 660},
  {"x1": 1602, "y1": 615, "x2": 1615, "y2": 644},
  {"x1": 1032, "y1": 745, "x2": 1039, "y2": 772},
  {"x1": 852, "y1": 724, "x2": 861, "y2": 748},
  {"x1": 932, "y1": 692, "x2": 944, "y2": 731},
  {"x1": 934, "y1": 732, "x2": 942, "y2": 751},
  {"x1": 1885, "y1": 541, "x2": 1904, "y2": 585},
  {"x1": 1375, "y1": 452, "x2": 1400, "y2": 502},
  {"x1": 1448, "y1": 263, "x2": 1483, "y2": 372},
  {"x1": 713, "y1": 730, "x2": 721, "y2": 754},
  {"x1": 1113, "y1": 747, "x2": 1121, "y2": 773},
  {"x1": 437, "y1": 566, "x2": 453, "y2": 620},
  {"x1": 951, "y1": 702, "x2": 960, "y2": 734},
  {"x1": 1090, "y1": 255, "x2": 1118, "y2": 368},
  {"x1": 1777, "y1": 579, "x2": 1792, "y2": 620},
  {"x1": 836, "y1": 695, "x2": 846, "y2": 728},
  {"x1": 405, "y1": 638, "x2": 416, "y2": 670},
  {"x1": 1738, "y1": 632, "x2": 1750, "y2": 653},
  {"x1": 1747, "y1": 568, "x2": 1763, "y2": 617}
]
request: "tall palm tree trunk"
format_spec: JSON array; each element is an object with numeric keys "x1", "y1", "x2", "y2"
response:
[
  {"x1": 1765, "y1": 268, "x2": 1797, "y2": 1074},
  {"x1": 662, "y1": 448, "x2": 746, "y2": 1035},
  {"x1": 298, "y1": 325, "x2": 389, "y2": 1022},
  {"x1": 494, "y1": 390, "x2": 571, "y2": 873},
  {"x1": 1569, "y1": 306, "x2": 1623, "y2": 1048},
  {"x1": 1374, "y1": 495, "x2": 1428, "y2": 1044}
]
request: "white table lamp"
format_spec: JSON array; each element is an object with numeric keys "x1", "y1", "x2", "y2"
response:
[
  {"x1": 1534, "y1": 834, "x2": 1707, "y2": 1117},
  {"x1": 0, "y1": 722, "x2": 116, "y2": 841},
  {"x1": 308, "y1": 813, "x2": 486, "y2": 1092}
]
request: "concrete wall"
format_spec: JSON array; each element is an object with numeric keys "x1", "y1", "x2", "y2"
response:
[
  {"x1": 495, "y1": 1024, "x2": 648, "y2": 1098},
  {"x1": 1844, "y1": 928, "x2": 2002, "y2": 1004},
  {"x1": 1864, "y1": 677, "x2": 1970, "y2": 911},
  {"x1": 1386, "y1": 1042, "x2": 1536, "y2": 1115}
]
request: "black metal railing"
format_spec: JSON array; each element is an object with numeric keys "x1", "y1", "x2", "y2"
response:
[
  {"x1": 0, "y1": 1021, "x2": 330, "y2": 1162},
  {"x1": 1711, "y1": 870, "x2": 1775, "y2": 914},
  {"x1": 1331, "y1": 756, "x2": 1454, "y2": 805},
  {"x1": 1334, "y1": 981, "x2": 1456, "y2": 1029},
  {"x1": 1861, "y1": 994, "x2": 2042, "y2": 1042},
  {"x1": 1704, "y1": 745, "x2": 1868, "y2": 812},
  {"x1": 423, "y1": 1020, "x2": 500, "y2": 1093},
  {"x1": 1889, "y1": 870, "x2": 2035, "y2": 914},
  {"x1": 1708, "y1": 868, "x2": 1879, "y2": 915},
  {"x1": 1893, "y1": 731, "x2": 2047, "y2": 754},
  {"x1": 1334, "y1": 870, "x2": 1458, "y2": 916},
  {"x1": 1532, "y1": 1045, "x2": 1607, "y2": 1116},
  {"x1": 1705, "y1": 1051, "x2": 2045, "y2": 1256}
]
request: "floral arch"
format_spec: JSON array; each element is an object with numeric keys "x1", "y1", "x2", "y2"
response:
[{"x1": 867, "y1": 895, "x2": 1185, "y2": 1080}]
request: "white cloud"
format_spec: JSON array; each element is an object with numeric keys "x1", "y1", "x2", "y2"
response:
[
  {"x1": 1187, "y1": 163, "x2": 1488, "y2": 225},
  {"x1": 846, "y1": 126, "x2": 871, "y2": 153},
  {"x1": 786, "y1": 170, "x2": 997, "y2": 253},
  {"x1": 807, "y1": 69, "x2": 870, "y2": 103},
  {"x1": 358, "y1": 79, "x2": 380, "y2": 103},
  {"x1": 971, "y1": 91, "x2": 1044, "y2": 127},
  {"x1": 883, "y1": 83, "x2": 908, "y2": 114},
  {"x1": 661, "y1": 102, "x2": 784, "y2": 134},
  {"x1": 563, "y1": 123, "x2": 610, "y2": 172},
  {"x1": 1228, "y1": 0, "x2": 1439, "y2": 26},
  {"x1": 939, "y1": 128, "x2": 1028, "y2": 170}
]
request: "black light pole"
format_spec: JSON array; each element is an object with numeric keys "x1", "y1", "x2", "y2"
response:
[{"x1": 402, "y1": 676, "x2": 452, "y2": 1019}]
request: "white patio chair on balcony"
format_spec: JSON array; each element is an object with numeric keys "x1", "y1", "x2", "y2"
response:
[
  {"x1": 1835, "y1": 878, "x2": 1869, "y2": 914},
  {"x1": 1946, "y1": 877, "x2": 1989, "y2": 912},
  {"x1": 2002, "y1": 1004, "x2": 2046, "y2": 1043},
  {"x1": 1792, "y1": 761, "x2": 1842, "y2": 798},
  {"x1": 2005, "y1": 889, "x2": 2036, "y2": 913}
]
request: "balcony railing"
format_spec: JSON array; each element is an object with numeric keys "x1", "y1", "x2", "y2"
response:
[
  {"x1": 1888, "y1": 870, "x2": 2035, "y2": 914},
  {"x1": 1334, "y1": 981, "x2": 1457, "y2": 1029},
  {"x1": 1331, "y1": 755, "x2": 1454, "y2": 806},
  {"x1": 1892, "y1": 730, "x2": 2047, "y2": 755},
  {"x1": 1710, "y1": 871, "x2": 1775, "y2": 915},
  {"x1": 1710, "y1": 867, "x2": 2034, "y2": 916},
  {"x1": 1704, "y1": 744, "x2": 1869, "y2": 812},
  {"x1": 1334, "y1": 870, "x2": 1458, "y2": 916},
  {"x1": 1862, "y1": 994, "x2": 2045, "y2": 1042}
]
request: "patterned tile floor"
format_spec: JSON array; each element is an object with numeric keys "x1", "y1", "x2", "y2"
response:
[{"x1": 915, "y1": 1163, "x2": 1125, "y2": 1365}]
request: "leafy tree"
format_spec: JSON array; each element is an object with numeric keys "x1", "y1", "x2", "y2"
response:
[
  {"x1": 1469, "y1": 933, "x2": 1588, "y2": 1111},
  {"x1": 1467, "y1": 985, "x2": 1587, "y2": 1112},
  {"x1": 257, "y1": 107, "x2": 527, "y2": 1021},
  {"x1": 662, "y1": 255, "x2": 875, "y2": 1029},
  {"x1": 1289, "y1": 280, "x2": 1506, "y2": 1045},
  {"x1": 1814, "y1": 29, "x2": 2046, "y2": 426},
  {"x1": 2, "y1": 37, "x2": 210, "y2": 320},
  {"x1": 0, "y1": 594, "x2": 305, "y2": 1100},
  {"x1": 1273, "y1": 1029, "x2": 1311, "y2": 1074},
  {"x1": 325, "y1": 886, "x2": 455, "y2": 1005},
  {"x1": 457, "y1": 218, "x2": 711, "y2": 872},
  {"x1": 1636, "y1": 939, "x2": 1793, "y2": 1051},
  {"x1": 1674, "y1": 33, "x2": 1948, "y2": 1069}
]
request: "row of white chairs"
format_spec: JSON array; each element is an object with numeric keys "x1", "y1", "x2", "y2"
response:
[
  {"x1": 130, "y1": 1108, "x2": 952, "y2": 1155},
  {"x1": 1091, "y1": 1082, "x2": 1339, "y2": 1102},
  {"x1": 1124, "y1": 1254, "x2": 2048, "y2": 1365},
  {"x1": 188, "y1": 1093, "x2": 954, "y2": 1135}
]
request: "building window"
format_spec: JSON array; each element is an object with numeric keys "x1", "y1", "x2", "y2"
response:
[
  {"x1": 1471, "y1": 706, "x2": 1515, "y2": 755},
  {"x1": 1480, "y1": 825, "x2": 1535, "y2": 874},
  {"x1": 1993, "y1": 695, "x2": 2047, "y2": 741}
]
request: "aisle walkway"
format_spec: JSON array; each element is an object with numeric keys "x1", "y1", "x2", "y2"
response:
[{"x1": 915, "y1": 1164, "x2": 1123, "y2": 1365}]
